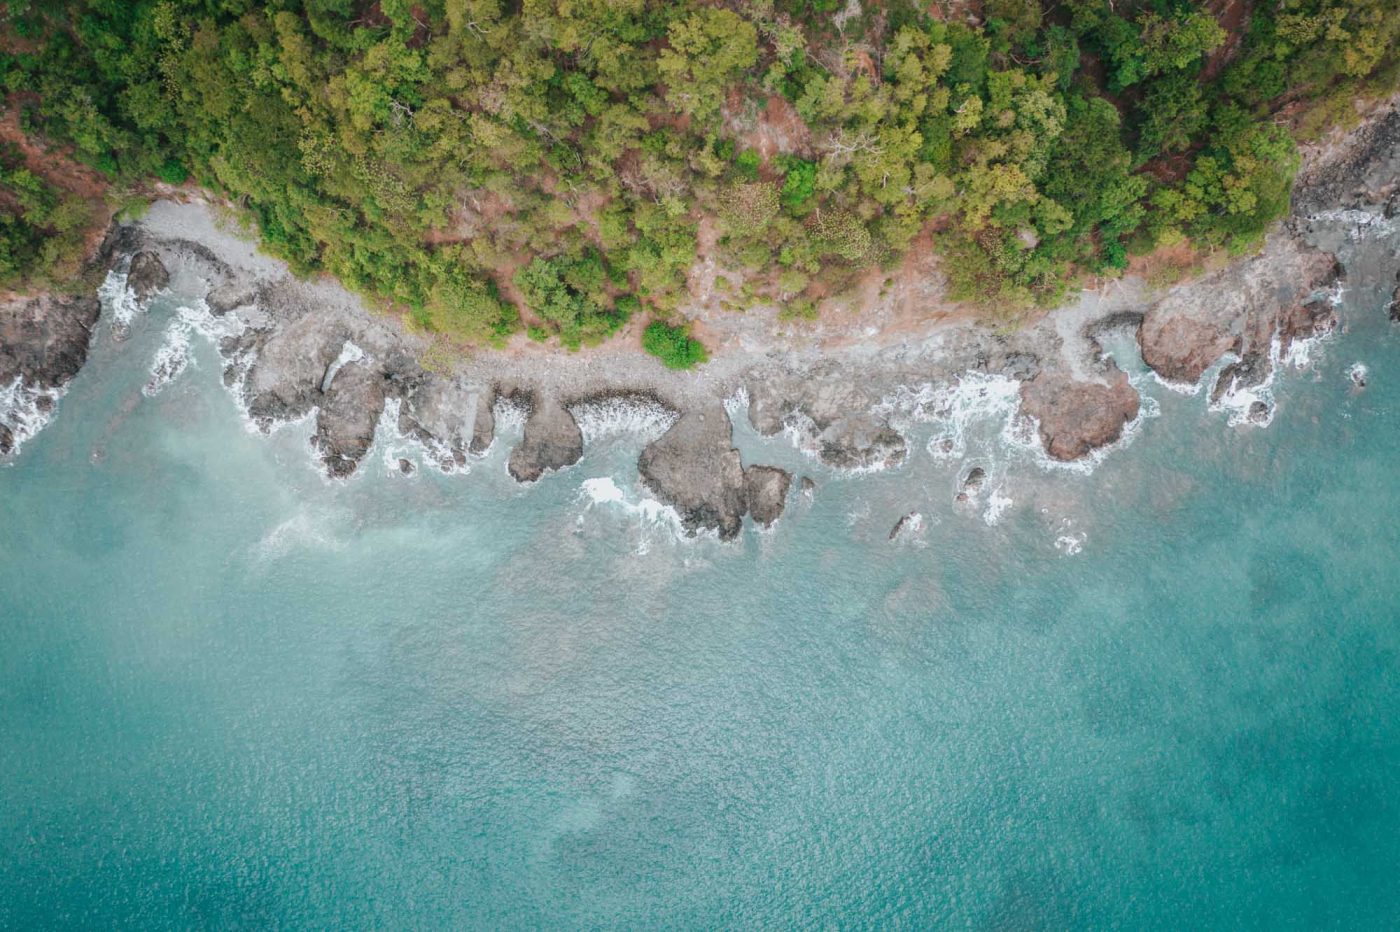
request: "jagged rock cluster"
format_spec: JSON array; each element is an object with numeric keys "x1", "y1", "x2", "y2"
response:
[
  {"x1": 0, "y1": 291, "x2": 101, "y2": 454},
  {"x1": 5, "y1": 96, "x2": 1400, "y2": 540}
]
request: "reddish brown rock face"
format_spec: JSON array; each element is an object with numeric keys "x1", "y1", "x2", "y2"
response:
[
  {"x1": 1019, "y1": 365, "x2": 1141, "y2": 462},
  {"x1": 1136, "y1": 236, "x2": 1340, "y2": 387},
  {"x1": 1138, "y1": 315, "x2": 1239, "y2": 384}
]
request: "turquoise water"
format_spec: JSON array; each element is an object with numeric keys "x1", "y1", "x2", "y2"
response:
[{"x1": 3, "y1": 268, "x2": 1400, "y2": 928}]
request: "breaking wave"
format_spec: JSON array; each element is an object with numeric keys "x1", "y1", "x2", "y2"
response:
[
  {"x1": 0, "y1": 377, "x2": 65, "y2": 458},
  {"x1": 570, "y1": 395, "x2": 677, "y2": 445}
]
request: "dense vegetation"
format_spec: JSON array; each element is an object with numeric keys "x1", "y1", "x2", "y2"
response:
[
  {"x1": 2, "y1": 0, "x2": 1397, "y2": 353},
  {"x1": 0, "y1": 142, "x2": 93, "y2": 289}
]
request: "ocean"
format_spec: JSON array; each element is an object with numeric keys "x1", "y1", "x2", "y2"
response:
[{"x1": 3, "y1": 238, "x2": 1400, "y2": 927}]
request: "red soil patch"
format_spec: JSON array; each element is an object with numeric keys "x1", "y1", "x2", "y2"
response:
[
  {"x1": 1125, "y1": 239, "x2": 1206, "y2": 286},
  {"x1": 1201, "y1": 0, "x2": 1252, "y2": 83},
  {"x1": 724, "y1": 93, "x2": 813, "y2": 167},
  {"x1": 0, "y1": 99, "x2": 115, "y2": 294}
]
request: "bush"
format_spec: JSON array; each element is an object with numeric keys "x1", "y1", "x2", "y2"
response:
[
  {"x1": 156, "y1": 159, "x2": 188, "y2": 184},
  {"x1": 642, "y1": 320, "x2": 708, "y2": 369}
]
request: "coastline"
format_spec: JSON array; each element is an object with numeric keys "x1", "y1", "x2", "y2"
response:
[{"x1": 3, "y1": 99, "x2": 1399, "y2": 539}]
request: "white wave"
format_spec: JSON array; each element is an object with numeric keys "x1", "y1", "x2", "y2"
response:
[
  {"x1": 376, "y1": 397, "x2": 471, "y2": 476},
  {"x1": 1150, "y1": 371, "x2": 1205, "y2": 396},
  {"x1": 143, "y1": 300, "x2": 250, "y2": 398},
  {"x1": 1348, "y1": 362, "x2": 1369, "y2": 389},
  {"x1": 983, "y1": 485, "x2": 1013, "y2": 526},
  {"x1": 492, "y1": 395, "x2": 529, "y2": 431},
  {"x1": 98, "y1": 268, "x2": 143, "y2": 337},
  {"x1": 321, "y1": 340, "x2": 366, "y2": 393},
  {"x1": 722, "y1": 385, "x2": 750, "y2": 423},
  {"x1": 1306, "y1": 207, "x2": 1400, "y2": 239},
  {"x1": 143, "y1": 319, "x2": 192, "y2": 397},
  {"x1": 1206, "y1": 323, "x2": 1334, "y2": 428},
  {"x1": 1055, "y1": 533, "x2": 1085, "y2": 556},
  {"x1": 0, "y1": 376, "x2": 65, "y2": 458},
  {"x1": 570, "y1": 395, "x2": 677, "y2": 445},
  {"x1": 577, "y1": 476, "x2": 687, "y2": 553},
  {"x1": 876, "y1": 372, "x2": 1023, "y2": 462}
]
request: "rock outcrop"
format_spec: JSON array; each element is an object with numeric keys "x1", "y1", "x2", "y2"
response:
[
  {"x1": 1292, "y1": 101, "x2": 1400, "y2": 217},
  {"x1": 747, "y1": 368, "x2": 907, "y2": 471},
  {"x1": 744, "y1": 465, "x2": 791, "y2": 527},
  {"x1": 205, "y1": 280, "x2": 258, "y2": 315},
  {"x1": 0, "y1": 292, "x2": 102, "y2": 393},
  {"x1": 399, "y1": 376, "x2": 495, "y2": 468},
  {"x1": 889, "y1": 512, "x2": 923, "y2": 541},
  {"x1": 638, "y1": 404, "x2": 749, "y2": 539},
  {"x1": 637, "y1": 404, "x2": 792, "y2": 538},
  {"x1": 1019, "y1": 363, "x2": 1140, "y2": 462},
  {"x1": 126, "y1": 251, "x2": 169, "y2": 300},
  {"x1": 312, "y1": 360, "x2": 388, "y2": 478},
  {"x1": 507, "y1": 395, "x2": 583, "y2": 483},
  {"x1": 1138, "y1": 235, "x2": 1339, "y2": 385},
  {"x1": 0, "y1": 292, "x2": 101, "y2": 454}
]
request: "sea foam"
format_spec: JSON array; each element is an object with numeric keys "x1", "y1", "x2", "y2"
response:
[
  {"x1": 0, "y1": 377, "x2": 65, "y2": 458},
  {"x1": 570, "y1": 395, "x2": 677, "y2": 445}
]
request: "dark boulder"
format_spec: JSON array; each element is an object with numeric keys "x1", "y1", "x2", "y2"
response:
[
  {"x1": 744, "y1": 465, "x2": 792, "y2": 528},
  {"x1": 638, "y1": 405, "x2": 748, "y2": 539},
  {"x1": 508, "y1": 396, "x2": 583, "y2": 483},
  {"x1": 126, "y1": 251, "x2": 169, "y2": 300}
]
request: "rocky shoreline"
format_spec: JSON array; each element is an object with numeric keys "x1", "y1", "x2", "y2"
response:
[{"x1": 3, "y1": 98, "x2": 1399, "y2": 538}]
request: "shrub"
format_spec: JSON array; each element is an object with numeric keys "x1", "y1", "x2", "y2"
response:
[{"x1": 642, "y1": 320, "x2": 708, "y2": 369}]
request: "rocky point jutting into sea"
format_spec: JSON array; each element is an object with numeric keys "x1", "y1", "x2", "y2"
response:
[{"x1": 3, "y1": 97, "x2": 1400, "y2": 538}]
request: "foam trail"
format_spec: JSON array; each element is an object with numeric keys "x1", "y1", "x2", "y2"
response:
[
  {"x1": 377, "y1": 397, "x2": 471, "y2": 476},
  {"x1": 144, "y1": 320, "x2": 192, "y2": 397},
  {"x1": 98, "y1": 267, "x2": 144, "y2": 338},
  {"x1": 1055, "y1": 534, "x2": 1085, "y2": 556},
  {"x1": 322, "y1": 341, "x2": 366, "y2": 392},
  {"x1": 577, "y1": 476, "x2": 687, "y2": 553}
]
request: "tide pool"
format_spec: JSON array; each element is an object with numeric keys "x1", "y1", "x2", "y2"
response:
[{"x1": 2, "y1": 264, "x2": 1400, "y2": 927}]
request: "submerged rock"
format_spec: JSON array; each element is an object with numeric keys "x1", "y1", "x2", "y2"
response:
[
  {"x1": 744, "y1": 465, "x2": 792, "y2": 528},
  {"x1": 961, "y1": 466, "x2": 986, "y2": 495},
  {"x1": 1210, "y1": 352, "x2": 1271, "y2": 407},
  {"x1": 508, "y1": 395, "x2": 583, "y2": 483},
  {"x1": 800, "y1": 476, "x2": 817, "y2": 498},
  {"x1": 397, "y1": 457, "x2": 416, "y2": 476},
  {"x1": 1019, "y1": 363, "x2": 1140, "y2": 462},
  {"x1": 889, "y1": 512, "x2": 923, "y2": 541},
  {"x1": 638, "y1": 405, "x2": 748, "y2": 539},
  {"x1": 126, "y1": 251, "x2": 169, "y2": 300}
]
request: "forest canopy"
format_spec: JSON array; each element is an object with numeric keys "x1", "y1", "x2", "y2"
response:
[{"x1": 2, "y1": 0, "x2": 1397, "y2": 347}]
